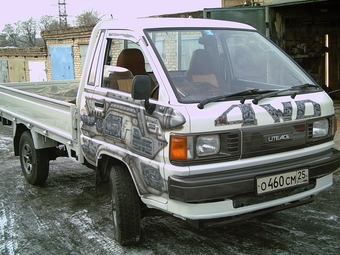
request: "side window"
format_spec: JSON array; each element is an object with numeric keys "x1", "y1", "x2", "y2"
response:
[{"x1": 102, "y1": 39, "x2": 158, "y2": 99}]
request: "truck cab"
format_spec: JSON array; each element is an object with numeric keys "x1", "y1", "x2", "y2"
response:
[{"x1": 78, "y1": 18, "x2": 339, "y2": 244}]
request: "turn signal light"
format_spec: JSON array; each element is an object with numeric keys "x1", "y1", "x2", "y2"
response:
[
  {"x1": 334, "y1": 115, "x2": 338, "y2": 135},
  {"x1": 170, "y1": 135, "x2": 187, "y2": 160}
]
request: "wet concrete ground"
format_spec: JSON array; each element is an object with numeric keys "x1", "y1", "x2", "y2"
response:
[{"x1": 1, "y1": 101, "x2": 340, "y2": 255}]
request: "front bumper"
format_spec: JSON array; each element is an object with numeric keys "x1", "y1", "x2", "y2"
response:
[
  {"x1": 166, "y1": 173, "x2": 333, "y2": 221},
  {"x1": 169, "y1": 148, "x2": 340, "y2": 203}
]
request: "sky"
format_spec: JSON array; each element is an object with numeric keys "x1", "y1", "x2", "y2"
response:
[{"x1": 1, "y1": 0, "x2": 221, "y2": 30}]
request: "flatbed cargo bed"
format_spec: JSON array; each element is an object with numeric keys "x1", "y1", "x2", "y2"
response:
[{"x1": 0, "y1": 80, "x2": 80, "y2": 151}]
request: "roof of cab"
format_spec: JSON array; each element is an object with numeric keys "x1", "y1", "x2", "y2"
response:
[{"x1": 94, "y1": 17, "x2": 256, "y2": 31}]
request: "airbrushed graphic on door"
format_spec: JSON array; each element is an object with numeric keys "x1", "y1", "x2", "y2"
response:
[{"x1": 80, "y1": 96, "x2": 168, "y2": 161}]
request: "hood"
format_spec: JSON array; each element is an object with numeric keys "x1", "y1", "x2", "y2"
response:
[{"x1": 186, "y1": 91, "x2": 334, "y2": 133}]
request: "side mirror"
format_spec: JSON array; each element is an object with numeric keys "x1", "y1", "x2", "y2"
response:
[
  {"x1": 131, "y1": 75, "x2": 155, "y2": 114},
  {"x1": 131, "y1": 75, "x2": 151, "y2": 100}
]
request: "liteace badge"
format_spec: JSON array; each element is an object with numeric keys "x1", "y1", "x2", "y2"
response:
[{"x1": 264, "y1": 132, "x2": 292, "y2": 143}]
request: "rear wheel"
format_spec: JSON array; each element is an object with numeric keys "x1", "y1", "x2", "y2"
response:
[
  {"x1": 109, "y1": 164, "x2": 141, "y2": 245},
  {"x1": 19, "y1": 131, "x2": 49, "y2": 185}
]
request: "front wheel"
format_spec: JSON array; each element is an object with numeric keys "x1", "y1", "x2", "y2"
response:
[
  {"x1": 19, "y1": 131, "x2": 49, "y2": 185},
  {"x1": 109, "y1": 164, "x2": 141, "y2": 245}
]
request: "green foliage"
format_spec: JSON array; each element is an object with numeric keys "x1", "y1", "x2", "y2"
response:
[
  {"x1": 75, "y1": 9, "x2": 103, "y2": 27},
  {"x1": 1, "y1": 9, "x2": 102, "y2": 47}
]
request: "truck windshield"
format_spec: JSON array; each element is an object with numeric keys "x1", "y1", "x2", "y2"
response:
[{"x1": 145, "y1": 28, "x2": 316, "y2": 103}]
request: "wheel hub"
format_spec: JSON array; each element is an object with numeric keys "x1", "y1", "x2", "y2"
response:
[{"x1": 22, "y1": 144, "x2": 33, "y2": 175}]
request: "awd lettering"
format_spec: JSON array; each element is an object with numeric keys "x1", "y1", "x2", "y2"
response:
[{"x1": 215, "y1": 99, "x2": 321, "y2": 126}]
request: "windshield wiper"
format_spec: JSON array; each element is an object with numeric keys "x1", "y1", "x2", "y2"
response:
[
  {"x1": 252, "y1": 83, "x2": 320, "y2": 105},
  {"x1": 197, "y1": 89, "x2": 260, "y2": 109},
  {"x1": 197, "y1": 84, "x2": 320, "y2": 109},
  {"x1": 295, "y1": 83, "x2": 320, "y2": 89}
]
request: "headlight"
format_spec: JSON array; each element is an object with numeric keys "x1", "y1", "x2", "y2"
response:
[
  {"x1": 170, "y1": 134, "x2": 220, "y2": 160},
  {"x1": 196, "y1": 135, "x2": 220, "y2": 156},
  {"x1": 313, "y1": 119, "x2": 329, "y2": 138}
]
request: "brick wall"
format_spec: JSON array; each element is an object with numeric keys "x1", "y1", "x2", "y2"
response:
[
  {"x1": 0, "y1": 26, "x2": 93, "y2": 82},
  {"x1": 41, "y1": 26, "x2": 93, "y2": 80}
]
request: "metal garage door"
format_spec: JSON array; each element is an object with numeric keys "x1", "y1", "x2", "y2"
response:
[
  {"x1": 79, "y1": 44, "x2": 89, "y2": 72},
  {"x1": 50, "y1": 45, "x2": 75, "y2": 80},
  {"x1": 28, "y1": 61, "x2": 47, "y2": 82},
  {"x1": 8, "y1": 59, "x2": 26, "y2": 82},
  {"x1": 0, "y1": 60, "x2": 9, "y2": 83}
]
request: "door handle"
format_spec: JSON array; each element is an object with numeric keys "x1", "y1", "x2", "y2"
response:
[{"x1": 95, "y1": 101, "x2": 104, "y2": 108}]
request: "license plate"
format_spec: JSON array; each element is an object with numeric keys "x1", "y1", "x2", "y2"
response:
[{"x1": 256, "y1": 169, "x2": 309, "y2": 195}]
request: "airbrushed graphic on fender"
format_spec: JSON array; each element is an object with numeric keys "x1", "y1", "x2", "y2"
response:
[
  {"x1": 215, "y1": 99, "x2": 321, "y2": 126},
  {"x1": 79, "y1": 95, "x2": 186, "y2": 194}
]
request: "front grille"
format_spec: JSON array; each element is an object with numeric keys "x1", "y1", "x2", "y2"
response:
[
  {"x1": 220, "y1": 132, "x2": 240, "y2": 156},
  {"x1": 241, "y1": 122, "x2": 307, "y2": 158},
  {"x1": 307, "y1": 123, "x2": 314, "y2": 139}
]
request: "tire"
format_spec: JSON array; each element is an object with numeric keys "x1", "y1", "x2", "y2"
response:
[
  {"x1": 19, "y1": 131, "x2": 49, "y2": 185},
  {"x1": 109, "y1": 164, "x2": 141, "y2": 245}
]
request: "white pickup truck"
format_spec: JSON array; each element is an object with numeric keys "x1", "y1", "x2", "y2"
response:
[{"x1": 1, "y1": 18, "x2": 339, "y2": 245}]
